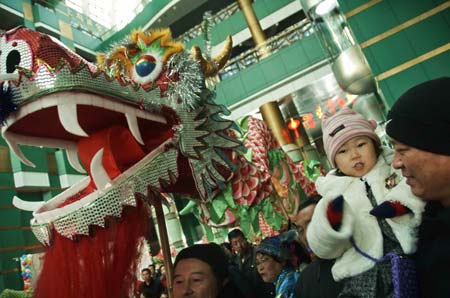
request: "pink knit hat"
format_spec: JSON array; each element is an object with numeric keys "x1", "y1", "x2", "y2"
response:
[{"x1": 322, "y1": 107, "x2": 380, "y2": 167}]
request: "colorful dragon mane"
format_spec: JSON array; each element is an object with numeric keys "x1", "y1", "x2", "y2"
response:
[{"x1": 0, "y1": 27, "x2": 239, "y2": 297}]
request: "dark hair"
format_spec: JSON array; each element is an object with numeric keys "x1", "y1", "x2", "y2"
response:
[
  {"x1": 141, "y1": 268, "x2": 151, "y2": 274},
  {"x1": 148, "y1": 264, "x2": 155, "y2": 269},
  {"x1": 174, "y1": 243, "x2": 228, "y2": 282},
  {"x1": 228, "y1": 229, "x2": 245, "y2": 242},
  {"x1": 220, "y1": 242, "x2": 231, "y2": 251}
]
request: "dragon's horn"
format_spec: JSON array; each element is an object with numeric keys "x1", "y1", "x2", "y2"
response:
[{"x1": 191, "y1": 35, "x2": 232, "y2": 78}]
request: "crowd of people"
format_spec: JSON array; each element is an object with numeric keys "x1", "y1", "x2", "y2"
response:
[{"x1": 136, "y1": 77, "x2": 450, "y2": 298}]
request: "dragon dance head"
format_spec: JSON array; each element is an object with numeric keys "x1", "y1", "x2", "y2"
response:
[{"x1": 0, "y1": 26, "x2": 240, "y2": 246}]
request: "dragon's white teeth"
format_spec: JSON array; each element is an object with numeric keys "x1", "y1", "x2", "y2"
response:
[
  {"x1": 90, "y1": 148, "x2": 112, "y2": 191},
  {"x1": 2, "y1": 131, "x2": 36, "y2": 168},
  {"x1": 12, "y1": 196, "x2": 45, "y2": 211},
  {"x1": 57, "y1": 104, "x2": 89, "y2": 137},
  {"x1": 66, "y1": 148, "x2": 86, "y2": 173},
  {"x1": 125, "y1": 113, "x2": 144, "y2": 145}
]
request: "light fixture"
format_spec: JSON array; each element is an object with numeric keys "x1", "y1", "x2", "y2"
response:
[{"x1": 315, "y1": 0, "x2": 336, "y2": 16}]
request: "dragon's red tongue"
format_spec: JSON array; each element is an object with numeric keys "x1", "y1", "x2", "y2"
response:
[{"x1": 58, "y1": 125, "x2": 145, "y2": 207}]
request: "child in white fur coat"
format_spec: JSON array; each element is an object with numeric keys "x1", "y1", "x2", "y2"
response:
[{"x1": 306, "y1": 108, "x2": 424, "y2": 298}]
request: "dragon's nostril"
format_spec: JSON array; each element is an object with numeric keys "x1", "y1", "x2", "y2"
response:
[{"x1": 6, "y1": 50, "x2": 21, "y2": 73}]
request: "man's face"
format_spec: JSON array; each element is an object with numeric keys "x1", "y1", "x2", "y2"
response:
[
  {"x1": 392, "y1": 139, "x2": 450, "y2": 205},
  {"x1": 142, "y1": 270, "x2": 151, "y2": 282},
  {"x1": 173, "y1": 258, "x2": 220, "y2": 298},
  {"x1": 294, "y1": 204, "x2": 316, "y2": 248},
  {"x1": 230, "y1": 235, "x2": 248, "y2": 255}
]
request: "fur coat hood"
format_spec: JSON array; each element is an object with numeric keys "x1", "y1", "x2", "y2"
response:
[{"x1": 307, "y1": 147, "x2": 425, "y2": 281}]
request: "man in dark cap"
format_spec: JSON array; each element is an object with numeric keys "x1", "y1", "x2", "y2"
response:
[
  {"x1": 228, "y1": 229, "x2": 274, "y2": 298},
  {"x1": 386, "y1": 77, "x2": 450, "y2": 298},
  {"x1": 172, "y1": 243, "x2": 244, "y2": 298}
]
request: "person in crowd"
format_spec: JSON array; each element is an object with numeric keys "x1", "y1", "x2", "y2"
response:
[
  {"x1": 294, "y1": 196, "x2": 343, "y2": 298},
  {"x1": 386, "y1": 77, "x2": 450, "y2": 297},
  {"x1": 160, "y1": 289, "x2": 168, "y2": 298},
  {"x1": 255, "y1": 235, "x2": 299, "y2": 298},
  {"x1": 158, "y1": 265, "x2": 167, "y2": 290},
  {"x1": 228, "y1": 229, "x2": 274, "y2": 298},
  {"x1": 148, "y1": 264, "x2": 157, "y2": 279},
  {"x1": 172, "y1": 243, "x2": 245, "y2": 298},
  {"x1": 306, "y1": 107, "x2": 424, "y2": 297},
  {"x1": 139, "y1": 268, "x2": 163, "y2": 298}
]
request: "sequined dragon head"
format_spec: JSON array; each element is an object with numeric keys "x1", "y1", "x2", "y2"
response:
[{"x1": 0, "y1": 27, "x2": 239, "y2": 246}]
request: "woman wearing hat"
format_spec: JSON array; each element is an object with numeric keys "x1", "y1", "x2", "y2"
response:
[{"x1": 255, "y1": 236, "x2": 300, "y2": 298}]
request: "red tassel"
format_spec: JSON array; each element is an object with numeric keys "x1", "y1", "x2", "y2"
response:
[{"x1": 35, "y1": 200, "x2": 149, "y2": 298}]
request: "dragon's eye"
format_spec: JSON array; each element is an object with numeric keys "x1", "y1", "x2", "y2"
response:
[
  {"x1": 0, "y1": 37, "x2": 32, "y2": 75},
  {"x1": 135, "y1": 55, "x2": 156, "y2": 77},
  {"x1": 131, "y1": 51, "x2": 163, "y2": 86}
]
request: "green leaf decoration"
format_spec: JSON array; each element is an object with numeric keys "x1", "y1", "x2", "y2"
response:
[
  {"x1": 243, "y1": 147, "x2": 253, "y2": 162},
  {"x1": 179, "y1": 200, "x2": 197, "y2": 216},
  {"x1": 202, "y1": 222, "x2": 214, "y2": 241},
  {"x1": 238, "y1": 205, "x2": 251, "y2": 236},
  {"x1": 261, "y1": 198, "x2": 283, "y2": 230},
  {"x1": 211, "y1": 196, "x2": 228, "y2": 222},
  {"x1": 222, "y1": 183, "x2": 236, "y2": 209},
  {"x1": 304, "y1": 159, "x2": 322, "y2": 182},
  {"x1": 207, "y1": 201, "x2": 221, "y2": 224},
  {"x1": 268, "y1": 149, "x2": 286, "y2": 171},
  {"x1": 250, "y1": 207, "x2": 260, "y2": 232}
]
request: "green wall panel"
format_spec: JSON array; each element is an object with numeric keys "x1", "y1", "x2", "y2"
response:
[
  {"x1": 219, "y1": 76, "x2": 247, "y2": 106},
  {"x1": 388, "y1": 0, "x2": 439, "y2": 23},
  {"x1": 280, "y1": 40, "x2": 310, "y2": 74},
  {"x1": 55, "y1": 150, "x2": 81, "y2": 175},
  {"x1": 0, "y1": 208, "x2": 21, "y2": 227},
  {"x1": 421, "y1": 49, "x2": 450, "y2": 79},
  {"x1": 0, "y1": 0, "x2": 23, "y2": 12},
  {"x1": 33, "y1": 4, "x2": 59, "y2": 29},
  {"x1": 215, "y1": 35, "x2": 327, "y2": 107},
  {"x1": 347, "y1": 2, "x2": 397, "y2": 43},
  {"x1": 444, "y1": 4, "x2": 450, "y2": 26},
  {"x1": 362, "y1": 47, "x2": 381, "y2": 75},
  {"x1": 302, "y1": 34, "x2": 326, "y2": 63},
  {"x1": 260, "y1": 54, "x2": 288, "y2": 85},
  {"x1": 379, "y1": 64, "x2": 429, "y2": 106},
  {"x1": 239, "y1": 67, "x2": 267, "y2": 94},
  {"x1": 10, "y1": 146, "x2": 48, "y2": 173},
  {"x1": 368, "y1": 31, "x2": 416, "y2": 76},
  {"x1": 403, "y1": 13, "x2": 450, "y2": 55},
  {"x1": 339, "y1": 0, "x2": 375, "y2": 13},
  {"x1": 0, "y1": 173, "x2": 14, "y2": 188},
  {"x1": 0, "y1": 231, "x2": 25, "y2": 248},
  {"x1": 0, "y1": 271, "x2": 22, "y2": 291}
]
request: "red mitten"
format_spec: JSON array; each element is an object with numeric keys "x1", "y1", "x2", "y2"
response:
[
  {"x1": 326, "y1": 195, "x2": 344, "y2": 231},
  {"x1": 370, "y1": 201, "x2": 412, "y2": 218}
]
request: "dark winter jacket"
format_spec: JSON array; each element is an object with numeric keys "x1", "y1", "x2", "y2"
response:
[
  {"x1": 415, "y1": 202, "x2": 450, "y2": 298},
  {"x1": 295, "y1": 258, "x2": 343, "y2": 298},
  {"x1": 229, "y1": 244, "x2": 274, "y2": 298}
]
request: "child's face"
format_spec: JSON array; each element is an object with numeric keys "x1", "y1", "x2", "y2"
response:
[{"x1": 335, "y1": 136, "x2": 378, "y2": 177}]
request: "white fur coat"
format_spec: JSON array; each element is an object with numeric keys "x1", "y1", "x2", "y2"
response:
[{"x1": 306, "y1": 147, "x2": 425, "y2": 281}]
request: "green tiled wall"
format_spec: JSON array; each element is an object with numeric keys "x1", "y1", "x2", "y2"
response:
[
  {"x1": 339, "y1": 0, "x2": 450, "y2": 106},
  {"x1": 215, "y1": 34, "x2": 326, "y2": 106}
]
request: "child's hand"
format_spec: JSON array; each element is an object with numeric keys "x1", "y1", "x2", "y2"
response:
[
  {"x1": 326, "y1": 195, "x2": 344, "y2": 230},
  {"x1": 370, "y1": 201, "x2": 412, "y2": 218}
]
